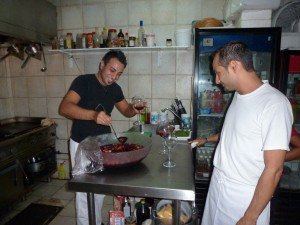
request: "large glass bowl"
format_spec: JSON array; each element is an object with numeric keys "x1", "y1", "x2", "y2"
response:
[{"x1": 97, "y1": 132, "x2": 152, "y2": 168}]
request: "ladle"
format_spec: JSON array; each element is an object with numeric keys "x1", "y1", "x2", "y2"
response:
[
  {"x1": 0, "y1": 44, "x2": 24, "y2": 62},
  {"x1": 40, "y1": 45, "x2": 47, "y2": 72},
  {"x1": 21, "y1": 44, "x2": 41, "y2": 69},
  {"x1": 95, "y1": 103, "x2": 128, "y2": 144}
]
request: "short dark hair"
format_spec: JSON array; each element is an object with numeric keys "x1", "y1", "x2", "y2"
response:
[
  {"x1": 102, "y1": 50, "x2": 127, "y2": 68},
  {"x1": 213, "y1": 41, "x2": 255, "y2": 72}
]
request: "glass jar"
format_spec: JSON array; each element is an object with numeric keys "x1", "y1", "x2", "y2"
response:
[
  {"x1": 166, "y1": 38, "x2": 172, "y2": 46},
  {"x1": 129, "y1": 35, "x2": 136, "y2": 47},
  {"x1": 51, "y1": 36, "x2": 59, "y2": 49},
  {"x1": 87, "y1": 33, "x2": 93, "y2": 48}
]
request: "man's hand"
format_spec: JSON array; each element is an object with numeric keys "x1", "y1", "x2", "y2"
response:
[{"x1": 94, "y1": 111, "x2": 112, "y2": 126}]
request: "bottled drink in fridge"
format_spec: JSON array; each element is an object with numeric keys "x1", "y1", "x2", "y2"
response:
[
  {"x1": 122, "y1": 197, "x2": 131, "y2": 218},
  {"x1": 136, "y1": 199, "x2": 150, "y2": 225}
]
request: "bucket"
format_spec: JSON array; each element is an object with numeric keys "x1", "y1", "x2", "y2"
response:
[{"x1": 175, "y1": 29, "x2": 192, "y2": 47}]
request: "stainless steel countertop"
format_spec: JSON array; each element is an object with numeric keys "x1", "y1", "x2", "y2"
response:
[{"x1": 68, "y1": 132, "x2": 195, "y2": 201}]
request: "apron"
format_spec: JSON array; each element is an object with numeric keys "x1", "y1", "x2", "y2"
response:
[
  {"x1": 70, "y1": 139, "x2": 105, "y2": 225},
  {"x1": 201, "y1": 168, "x2": 270, "y2": 225}
]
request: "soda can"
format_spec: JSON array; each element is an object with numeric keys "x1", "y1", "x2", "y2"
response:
[{"x1": 150, "y1": 111, "x2": 159, "y2": 125}]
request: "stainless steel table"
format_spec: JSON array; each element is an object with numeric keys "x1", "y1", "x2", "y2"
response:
[{"x1": 68, "y1": 134, "x2": 195, "y2": 225}]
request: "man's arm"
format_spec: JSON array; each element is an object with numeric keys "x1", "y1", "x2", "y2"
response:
[
  {"x1": 237, "y1": 150, "x2": 286, "y2": 225},
  {"x1": 59, "y1": 90, "x2": 112, "y2": 125},
  {"x1": 115, "y1": 99, "x2": 139, "y2": 118},
  {"x1": 188, "y1": 133, "x2": 220, "y2": 146},
  {"x1": 286, "y1": 134, "x2": 300, "y2": 161}
]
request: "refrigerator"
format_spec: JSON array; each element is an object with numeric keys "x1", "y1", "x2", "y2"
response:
[
  {"x1": 276, "y1": 50, "x2": 300, "y2": 127},
  {"x1": 192, "y1": 27, "x2": 281, "y2": 221}
]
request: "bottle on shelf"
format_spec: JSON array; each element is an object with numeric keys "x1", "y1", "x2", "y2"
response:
[
  {"x1": 59, "y1": 34, "x2": 65, "y2": 49},
  {"x1": 137, "y1": 20, "x2": 145, "y2": 47},
  {"x1": 93, "y1": 27, "x2": 101, "y2": 48},
  {"x1": 118, "y1": 29, "x2": 125, "y2": 47},
  {"x1": 125, "y1": 32, "x2": 129, "y2": 47},
  {"x1": 87, "y1": 33, "x2": 93, "y2": 48},
  {"x1": 81, "y1": 33, "x2": 87, "y2": 49},
  {"x1": 51, "y1": 36, "x2": 59, "y2": 49},
  {"x1": 66, "y1": 32, "x2": 73, "y2": 49},
  {"x1": 122, "y1": 197, "x2": 131, "y2": 219},
  {"x1": 76, "y1": 33, "x2": 82, "y2": 49},
  {"x1": 136, "y1": 199, "x2": 150, "y2": 225}
]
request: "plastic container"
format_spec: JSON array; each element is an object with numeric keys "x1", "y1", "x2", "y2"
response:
[
  {"x1": 175, "y1": 29, "x2": 191, "y2": 47},
  {"x1": 146, "y1": 33, "x2": 155, "y2": 47}
]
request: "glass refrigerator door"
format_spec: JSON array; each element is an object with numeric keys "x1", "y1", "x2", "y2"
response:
[
  {"x1": 195, "y1": 52, "x2": 229, "y2": 180},
  {"x1": 193, "y1": 28, "x2": 281, "y2": 180}
]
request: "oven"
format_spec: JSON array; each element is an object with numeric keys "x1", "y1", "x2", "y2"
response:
[{"x1": 0, "y1": 117, "x2": 57, "y2": 215}]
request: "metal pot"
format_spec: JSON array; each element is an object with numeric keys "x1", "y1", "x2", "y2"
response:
[
  {"x1": 26, "y1": 161, "x2": 46, "y2": 173},
  {"x1": 0, "y1": 44, "x2": 24, "y2": 62},
  {"x1": 21, "y1": 43, "x2": 41, "y2": 69}
]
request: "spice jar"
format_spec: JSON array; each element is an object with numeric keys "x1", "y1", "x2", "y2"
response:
[
  {"x1": 166, "y1": 38, "x2": 172, "y2": 46},
  {"x1": 87, "y1": 33, "x2": 93, "y2": 48},
  {"x1": 129, "y1": 35, "x2": 136, "y2": 47}
]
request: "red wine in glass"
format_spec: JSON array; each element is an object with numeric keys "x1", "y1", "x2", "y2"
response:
[{"x1": 135, "y1": 105, "x2": 145, "y2": 111}]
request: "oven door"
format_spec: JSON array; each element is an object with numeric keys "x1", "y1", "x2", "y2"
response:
[{"x1": 0, "y1": 162, "x2": 24, "y2": 214}]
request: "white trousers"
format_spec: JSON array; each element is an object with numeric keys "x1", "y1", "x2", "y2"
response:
[
  {"x1": 201, "y1": 168, "x2": 270, "y2": 225},
  {"x1": 70, "y1": 139, "x2": 105, "y2": 225}
]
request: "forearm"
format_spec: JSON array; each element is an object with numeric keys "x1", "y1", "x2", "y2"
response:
[
  {"x1": 285, "y1": 148, "x2": 300, "y2": 161},
  {"x1": 122, "y1": 103, "x2": 137, "y2": 118},
  {"x1": 59, "y1": 101, "x2": 97, "y2": 121},
  {"x1": 243, "y1": 166, "x2": 283, "y2": 221},
  {"x1": 207, "y1": 133, "x2": 220, "y2": 142}
]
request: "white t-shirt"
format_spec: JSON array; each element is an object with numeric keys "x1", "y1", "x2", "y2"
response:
[{"x1": 213, "y1": 81, "x2": 293, "y2": 186}]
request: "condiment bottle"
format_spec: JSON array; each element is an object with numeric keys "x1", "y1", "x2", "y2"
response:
[
  {"x1": 136, "y1": 199, "x2": 150, "y2": 225},
  {"x1": 76, "y1": 33, "x2": 82, "y2": 49},
  {"x1": 93, "y1": 27, "x2": 101, "y2": 48},
  {"x1": 118, "y1": 29, "x2": 125, "y2": 47},
  {"x1": 82, "y1": 33, "x2": 87, "y2": 48},
  {"x1": 59, "y1": 35, "x2": 65, "y2": 49},
  {"x1": 87, "y1": 33, "x2": 93, "y2": 48},
  {"x1": 129, "y1": 35, "x2": 136, "y2": 47},
  {"x1": 51, "y1": 36, "x2": 59, "y2": 49},
  {"x1": 66, "y1": 32, "x2": 73, "y2": 49},
  {"x1": 125, "y1": 32, "x2": 129, "y2": 47}
]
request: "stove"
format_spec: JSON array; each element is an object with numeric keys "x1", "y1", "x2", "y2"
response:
[{"x1": 0, "y1": 117, "x2": 57, "y2": 215}]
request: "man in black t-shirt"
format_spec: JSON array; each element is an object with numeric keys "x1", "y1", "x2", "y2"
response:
[{"x1": 59, "y1": 50, "x2": 143, "y2": 225}]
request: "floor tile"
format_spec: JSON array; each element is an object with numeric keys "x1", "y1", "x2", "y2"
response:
[
  {"x1": 59, "y1": 199, "x2": 75, "y2": 217},
  {"x1": 48, "y1": 215, "x2": 76, "y2": 225},
  {"x1": 51, "y1": 185, "x2": 75, "y2": 201}
]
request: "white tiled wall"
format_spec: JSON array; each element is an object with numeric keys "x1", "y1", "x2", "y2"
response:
[{"x1": 1, "y1": 0, "x2": 225, "y2": 177}]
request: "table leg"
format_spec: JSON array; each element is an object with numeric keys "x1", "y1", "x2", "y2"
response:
[
  {"x1": 87, "y1": 192, "x2": 96, "y2": 225},
  {"x1": 173, "y1": 200, "x2": 181, "y2": 225}
]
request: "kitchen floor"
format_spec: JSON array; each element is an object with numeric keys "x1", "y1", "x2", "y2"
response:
[{"x1": 0, "y1": 179, "x2": 113, "y2": 225}]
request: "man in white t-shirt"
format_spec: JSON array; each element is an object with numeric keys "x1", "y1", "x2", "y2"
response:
[{"x1": 191, "y1": 42, "x2": 293, "y2": 225}]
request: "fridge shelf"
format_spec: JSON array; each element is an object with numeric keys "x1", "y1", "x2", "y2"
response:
[{"x1": 198, "y1": 113, "x2": 224, "y2": 118}]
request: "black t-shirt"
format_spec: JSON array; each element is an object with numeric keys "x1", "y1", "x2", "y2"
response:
[{"x1": 69, "y1": 74, "x2": 124, "y2": 142}]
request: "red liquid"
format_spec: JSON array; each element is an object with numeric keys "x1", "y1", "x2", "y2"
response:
[
  {"x1": 156, "y1": 130, "x2": 164, "y2": 137},
  {"x1": 135, "y1": 106, "x2": 145, "y2": 111}
]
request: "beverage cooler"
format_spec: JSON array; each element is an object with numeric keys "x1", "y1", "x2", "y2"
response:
[
  {"x1": 191, "y1": 27, "x2": 281, "y2": 221},
  {"x1": 276, "y1": 50, "x2": 300, "y2": 127}
]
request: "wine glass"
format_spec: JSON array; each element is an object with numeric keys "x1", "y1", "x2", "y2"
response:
[
  {"x1": 132, "y1": 95, "x2": 145, "y2": 126},
  {"x1": 156, "y1": 121, "x2": 174, "y2": 154},
  {"x1": 163, "y1": 132, "x2": 177, "y2": 168}
]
